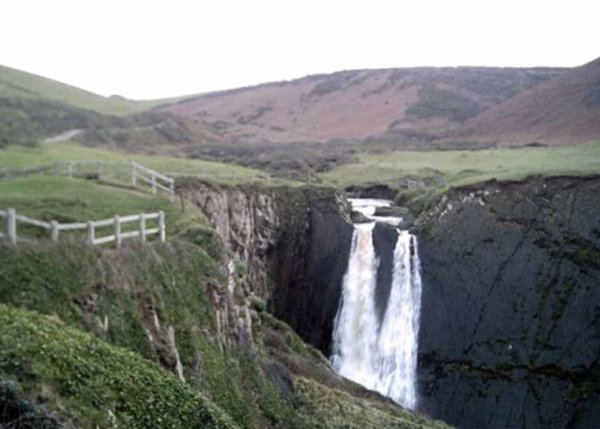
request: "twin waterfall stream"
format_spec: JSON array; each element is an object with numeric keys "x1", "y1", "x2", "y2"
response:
[{"x1": 331, "y1": 199, "x2": 423, "y2": 409}]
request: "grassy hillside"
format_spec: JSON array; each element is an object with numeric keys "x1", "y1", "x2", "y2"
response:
[
  {"x1": 319, "y1": 140, "x2": 600, "y2": 189},
  {"x1": 160, "y1": 67, "x2": 565, "y2": 145},
  {"x1": 0, "y1": 304, "x2": 238, "y2": 429},
  {"x1": 0, "y1": 64, "x2": 139, "y2": 116},
  {"x1": 0, "y1": 175, "x2": 452, "y2": 429},
  {"x1": 0, "y1": 65, "x2": 202, "y2": 150},
  {"x1": 453, "y1": 56, "x2": 600, "y2": 146},
  {"x1": 0, "y1": 142, "x2": 298, "y2": 185},
  {"x1": 0, "y1": 236, "x2": 452, "y2": 429}
]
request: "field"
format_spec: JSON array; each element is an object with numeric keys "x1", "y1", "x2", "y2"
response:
[
  {"x1": 0, "y1": 141, "x2": 271, "y2": 179},
  {"x1": 319, "y1": 140, "x2": 600, "y2": 188},
  {"x1": 2, "y1": 139, "x2": 600, "y2": 199}
]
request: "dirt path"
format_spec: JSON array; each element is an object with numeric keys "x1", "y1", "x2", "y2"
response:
[{"x1": 43, "y1": 129, "x2": 83, "y2": 144}]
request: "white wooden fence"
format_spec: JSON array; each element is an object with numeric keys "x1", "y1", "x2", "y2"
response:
[
  {"x1": 0, "y1": 208, "x2": 166, "y2": 247},
  {"x1": 1, "y1": 161, "x2": 176, "y2": 202},
  {"x1": 130, "y1": 161, "x2": 175, "y2": 202}
]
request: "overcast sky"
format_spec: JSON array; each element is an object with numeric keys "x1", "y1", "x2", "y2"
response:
[{"x1": 1, "y1": 0, "x2": 598, "y2": 100}]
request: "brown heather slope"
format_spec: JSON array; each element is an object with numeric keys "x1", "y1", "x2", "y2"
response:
[
  {"x1": 159, "y1": 67, "x2": 565, "y2": 144},
  {"x1": 453, "y1": 56, "x2": 600, "y2": 146}
]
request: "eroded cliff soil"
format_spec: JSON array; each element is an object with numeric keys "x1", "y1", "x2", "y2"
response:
[{"x1": 417, "y1": 176, "x2": 600, "y2": 429}]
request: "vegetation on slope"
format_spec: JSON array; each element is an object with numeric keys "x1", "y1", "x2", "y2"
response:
[
  {"x1": 0, "y1": 176, "x2": 453, "y2": 429},
  {"x1": 0, "y1": 304, "x2": 238, "y2": 429},
  {"x1": 0, "y1": 65, "x2": 204, "y2": 150},
  {"x1": 1, "y1": 142, "x2": 268, "y2": 179},
  {"x1": 0, "y1": 64, "x2": 139, "y2": 116},
  {"x1": 319, "y1": 140, "x2": 600, "y2": 189}
]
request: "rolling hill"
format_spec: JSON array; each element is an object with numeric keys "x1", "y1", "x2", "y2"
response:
[
  {"x1": 451, "y1": 56, "x2": 600, "y2": 146},
  {"x1": 0, "y1": 64, "x2": 140, "y2": 115},
  {"x1": 0, "y1": 65, "x2": 198, "y2": 149},
  {"x1": 159, "y1": 67, "x2": 565, "y2": 144}
]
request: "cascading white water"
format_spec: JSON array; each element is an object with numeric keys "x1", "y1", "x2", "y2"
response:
[
  {"x1": 331, "y1": 223, "x2": 381, "y2": 387},
  {"x1": 374, "y1": 231, "x2": 422, "y2": 409},
  {"x1": 331, "y1": 201, "x2": 423, "y2": 409}
]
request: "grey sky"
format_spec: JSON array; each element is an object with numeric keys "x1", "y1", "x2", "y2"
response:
[{"x1": 1, "y1": 0, "x2": 598, "y2": 100}]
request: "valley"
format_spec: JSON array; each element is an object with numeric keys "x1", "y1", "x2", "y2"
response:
[{"x1": 1, "y1": 54, "x2": 599, "y2": 429}]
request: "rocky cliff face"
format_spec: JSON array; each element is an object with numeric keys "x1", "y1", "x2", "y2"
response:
[
  {"x1": 179, "y1": 176, "x2": 600, "y2": 429},
  {"x1": 178, "y1": 180, "x2": 354, "y2": 354},
  {"x1": 416, "y1": 176, "x2": 600, "y2": 429}
]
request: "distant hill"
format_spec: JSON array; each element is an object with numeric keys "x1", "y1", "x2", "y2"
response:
[
  {"x1": 0, "y1": 64, "x2": 139, "y2": 115},
  {"x1": 0, "y1": 65, "x2": 196, "y2": 149},
  {"x1": 159, "y1": 67, "x2": 566, "y2": 144},
  {"x1": 451, "y1": 57, "x2": 600, "y2": 146}
]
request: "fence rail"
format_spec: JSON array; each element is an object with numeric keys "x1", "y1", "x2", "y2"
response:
[
  {"x1": 0, "y1": 208, "x2": 166, "y2": 247},
  {"x1": 0, "y1": 160, "x2": 176, "y2": 202}
]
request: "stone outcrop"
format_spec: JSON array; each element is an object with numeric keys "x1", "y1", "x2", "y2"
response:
[
  {"x1": 416, "y1": 176, "x2": 600, "y2": 429},
  {"x1": 179, "y1": 175, "x2": 600, "y2": 429},
  {"x1": 179, "y1": 180, "x2": 354, "y2": 354}
]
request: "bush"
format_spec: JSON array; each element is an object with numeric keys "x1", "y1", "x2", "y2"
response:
[
  {"x1": 250, "y1": 296, "x2": 267, "y2": 313},
  {"x1": 0, "y1": 304, "x2": 238, "y2": 429}
]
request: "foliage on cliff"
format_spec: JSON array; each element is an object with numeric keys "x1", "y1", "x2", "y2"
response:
[{"x1": 0, "y1": 304, "x2": 238, "y2": 429}]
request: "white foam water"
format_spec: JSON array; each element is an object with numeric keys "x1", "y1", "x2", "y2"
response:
[
  {"x1": 374, "y1": 230, "x2": 422, "y2": 408},
  {"x1": 331, "y1": 205, "x2": 423, "y2": 409},
  {"x1": 331, "y1": 222, "x2": 380, "y2": 387}
]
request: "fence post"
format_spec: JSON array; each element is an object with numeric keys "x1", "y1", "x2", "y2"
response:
[
  {"x1": 68, "y1": 162, "x2": 73, "y2": 179},
  {"x1": 7, "y1": 208, "x2": 16, "y2": 245},
  {"x1": 98, "y1": 161, "x2": 103, "y2": 179},
  {"x1": 114, "y1": 215, "x2": 122, "y2": 248},
  {"x1": 151, "y1": 174, "x2": 157, "y2": 194},
  {"x1": 131, "y1": 162, "x2": 137, "y2": 187},
  {"x1": 139, "y1": 213, "x2": 146, "y2": 243},
  {"x1": 51, "y1": 221, "x2": 59, "y2": 242},
  {"x1": 169, "y1": 180, "x2": 175, "y2": 204},
  {"x1": 87, "y1": 221, "x2": 95, "y2": 244},
  {"x1": 158, "y1": 211, "x2": 166, "y2": 242},
  {"x1": 231, "y1": 171, "x2": 236, "y2": 183}
]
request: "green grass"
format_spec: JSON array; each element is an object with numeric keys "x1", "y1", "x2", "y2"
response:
[
  {"x1": 0, "y1": 142, "x2": 274, "y2": 182},
  {"x1": 0, "y1": 176, "x2": 182, "y2": 239},
  {"x1": 0, "y1": 304, "x2": 238, "y2": 429},
  {"x1": 319, "y1": 140, "x2": 600, "y2": 188},
  {"x1": 0, "y1": 64, "x2": 140, "y2": 116}
]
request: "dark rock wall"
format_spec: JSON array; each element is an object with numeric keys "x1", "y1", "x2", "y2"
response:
[
  {"x1": 372, "y1": 223, "x2": 399, "y2": 325},
  {"x1": 180, "y1": 180, "x2": 354, "y2": 355},
  {"x1": 269, "y1": 188, "x2": 354, "y2": 354},
  {"x1": 417, "y1": 176, "x2": 600, "y2": 429}
]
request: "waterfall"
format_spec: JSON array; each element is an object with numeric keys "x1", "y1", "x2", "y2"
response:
[
  {"x1": 374, "y1": 231, "x2": 422, "y2": 409},
  {"x1": 331, "y1": 201, "x2": 423, "y2": 409},
  {"x1": 331, "y1": 223, "x2": 381, "y2": 387}
]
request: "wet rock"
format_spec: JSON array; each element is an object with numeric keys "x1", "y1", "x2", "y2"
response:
[
  {"x1": 373, "y1": 206, "x2": 409, "y2": 217},
  {"x1": 345, "y1": 184, "x2": 397, "y2": 200},
  {"x1": 416, "y1": 176, "x2": 600, "y2": 429},
  {"x1": 350, "y1": 210, "x2": 371, "y2": 223},
  {"x1": 259, "y1": 360, "x2": 295, "y2": 404}
]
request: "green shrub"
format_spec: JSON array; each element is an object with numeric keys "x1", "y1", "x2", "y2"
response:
[
  {"x1": 0, "y1": 304, "x2": 238, "y2": 429},
  {"x1": 250, "y1": 296, "x2": 267, "y2": 313}
]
